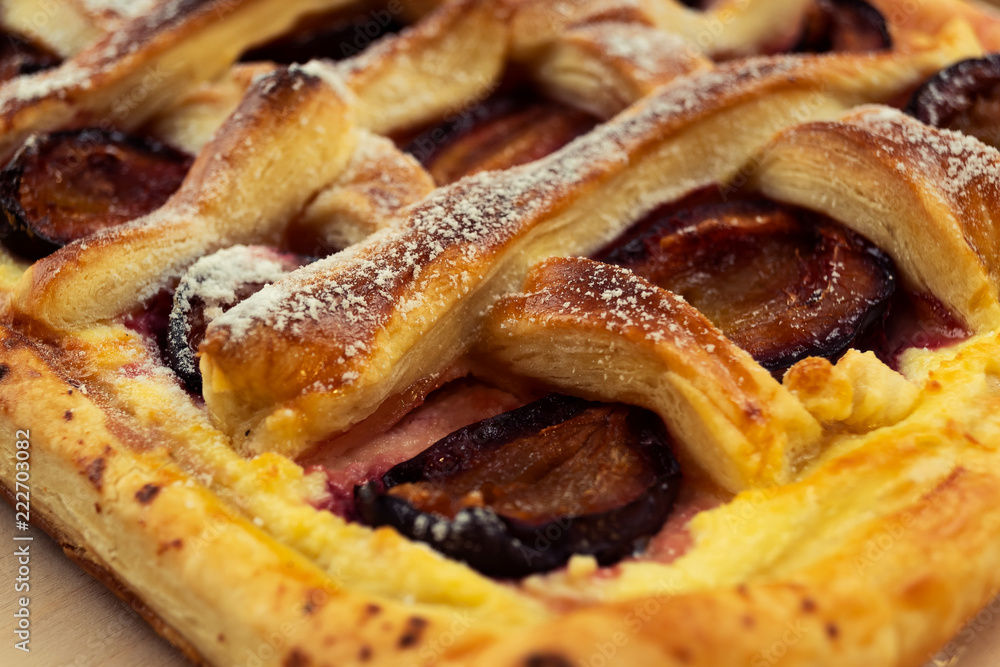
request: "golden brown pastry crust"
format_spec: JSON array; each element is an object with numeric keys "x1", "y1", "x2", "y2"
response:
[
  {"x1": 12, "y1": 65, "x2": 358, "y2": 330},
  {"x1": 0, "y1": 0, "x2": 355, "y2": 160},
  {"x1": 480, "y1": 257, "x2": 822, "y2": 492},
  {"x1": 2, "y1": 2, "x2": 1000, "y2": 667},
  {"x1": 7, "y1": 268, "x2": 1000, "y2": 667},
  {"x1": 753, "y1": 105, "x2": 1000, "y2": 332},
  {"x1": 199, "y1": 45, "x2": 973, "y2": 459}
]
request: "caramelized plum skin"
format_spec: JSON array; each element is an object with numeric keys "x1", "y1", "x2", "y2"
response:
[
  {"x1": 598, "y1": 198, "x2": 896, "y2": 372},
  {"x1": 906, "y1": 56, "x2": 1000, "y2": 149},
  {"x1": 240, "y1": 8, "x2": 404, "y2": 63},
  {"x1": 794, "y1": 0, "x2": 891, "y2": 53},
  {"x1": 404, "y1": 88, "x2": 598, "y2": 186},
  {"x1": 0, "y1": 129, "x2": 191, "y2": 258},
  {"x1": 355, "y1": 395, "x2": 681, "y2": 578},
  {"x1": 389, "y1": 405, "x2": 657, "y2": 522},
  {"x1": 0, "y1": 31, "x2": 60, "y2": 83}
]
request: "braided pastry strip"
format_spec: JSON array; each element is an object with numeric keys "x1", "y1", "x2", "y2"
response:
[
  {"x1": 148, "y1": 0, "x2": 704, "y2": 152},
  {"x1": 9, "y1": 0, "x2": 517, "y2": 330},
  {"x1": 14, "y1": 65, "x2": 358, "y2": 329},
  {"x1": 753, "y1": 105, "x2": 1000, "y2": 332},
  {"x1": 511, "y1": 0, "x2": 816, "y2": 60},
  {"x1": 480, "y1": 257, "x2": 821, "y2": 492},
  {"x1": 0, "y1": 0, "x2": 356, "y2": 160},
  {"x1": 198, "y1": 44, "x2": 975, "y2": 463}
]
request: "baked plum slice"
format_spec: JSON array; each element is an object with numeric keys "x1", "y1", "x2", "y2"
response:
[
  {"x1": 0, "y1": 30, "x2": 60, "y2": 83},
  {"x1": 906, "y1": 56, "x2": 1000, "y2": 148},
  {"x1": 597, "y1": 198, "x2": 896, "y2": 372},
  {"x1": 167, "y1": 246, "x2": 308, "y2": 394},
  {"x1": 404, "y1": 89, "x2": 598, "y2": 186},
  {"x1": 0, "y1": 129, "x2": 191, "y2": 258},
  {"x1": 794, "y1": 0, "x2": 891, "y2": 53},
  {"x1": 240, "y1": 6, "x2": 404, "y2": 63},
  {"x1": 355, "y1": 394, "x2": 681, "y2": 578}
]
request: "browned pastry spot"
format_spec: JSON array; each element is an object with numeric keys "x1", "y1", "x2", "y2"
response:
[
  {"x1": 136, "y1": 483, "x2": 161, "y2": 504},
  {"x1": 85, "y1": 457, "x2": 106, "y2": 490},
  {"x1": 397, "y1": 616, "x2": 428, "y2": 648},
  {"x1": 522, "y1": 653, "x2": 575, "y2": 667},
  {"x1": 283, "y1": 648, "x2": 311, "y2": 667}
]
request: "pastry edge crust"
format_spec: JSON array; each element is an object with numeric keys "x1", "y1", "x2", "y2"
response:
[
  {"x1": 0, "y1": 477, "x2": 210, "y2": 667},
  {"x1": 5, "y1": 324, "x2": 1000, "y2": 667}
]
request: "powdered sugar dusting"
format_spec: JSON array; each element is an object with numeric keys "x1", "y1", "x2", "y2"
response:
[
  {"x1": 80, "y1": 0, "x2": 162, "y2": 19},
  {"x1": 849, "y1": 105, "x2": 1000, "y2": 201},
  {"x1": 584, "y1": 24, "x2": 701, "y2": 84},
  {"x1": 206, "y1": 57, "x2": 816, "y2": 386},
  {"x1": 170, "y1": 245, "x2": 301, "y2": 377},
  {"x1": 2, "y1": 62, "x2": 91, "y2": 102},
  {"x1": 1, "y1": 0, "x2": 198, "y2": 108},
  {"x1": 509, "y1": 258, "x2": 726, "y2": 352}
]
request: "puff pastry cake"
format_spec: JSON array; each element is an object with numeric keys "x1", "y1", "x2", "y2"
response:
[{"x1": 4, "y1": 0, "x2": 1000, "y2": 665}]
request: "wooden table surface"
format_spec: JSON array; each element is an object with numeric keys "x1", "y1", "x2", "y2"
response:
[{"x1": 1, "y1": 500, "x2": 999, "y2": 667}]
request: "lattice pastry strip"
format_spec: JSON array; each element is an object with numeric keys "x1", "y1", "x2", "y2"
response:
[
  {"x1": 13, "y1": 65, "x2": 358, "y2": 329},
  {"x1": 144, "y1": 0, "x2": 707, "y2": 153},
  {"x1": 480, "y1": 257, "x2": 821, "y2": 492},
  {"x1": 1, "y1": 0, "x2": 119, "y2": 57},
  {"x1": 753, "y1": 105, "x2": 1000, "y2": 332},
  {"x1": 197, "y1": 42, "x2": 976, "y2": 463},
  {"x1": 8, "y1": 0, "x2": 558, "y2": 329},
  {"x1": 0, "y1": 0, "x2": 360, "y2": 160}
]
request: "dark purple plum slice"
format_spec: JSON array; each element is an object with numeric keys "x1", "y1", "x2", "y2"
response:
[
  {"x1": 240, "y1": 7, "x2": 404, "y2": 63},
  {"x1": 0, "y1": 129, "x2": 191, "y2": 258},
  {"x1": 596, "y1": 198, "x2": 896, "y2": 373},
  {"x1": 403, "y1": 86, "x2": 598, "y2": 186},
  {"x1": 167, "y1": 246, "x2": 308, "y2": 394},
  {"x1": 354, "y1": 394, "x2": 681, "y2": 578},
  {"x1": 905, "y1": 55, "x2": 1000, "y2": 148},
  {"x1": 0, "y1": 30, "x2": 60, "y2": 83},
  {"x1": 794, "y1": 0, "x2": 891, "y2": 53}
]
